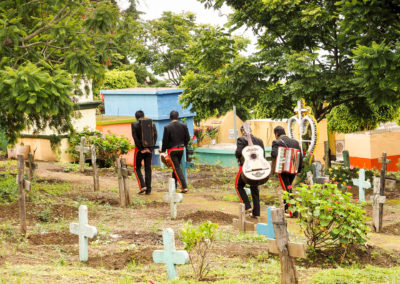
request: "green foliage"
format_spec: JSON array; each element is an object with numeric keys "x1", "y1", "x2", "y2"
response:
[
  {"x1": 327, "y1": 166, "x2": 377, "y2": 189},
  {"x1": 103, "y1": 69, "x2": 137, "y2": 90},
  {"x1": 288, "y1": 183, "x2": 369, "y2": 252},
  {"x1": 180, "y1": 221, "x2": 219, "y2": 280},
  {"x1": 295, "y1": 152, "x2": 314, "y2": 185},
  {"x1": 68, "y1": 129, "x2": 133, "y2": 168},
  {"x1": 0, "y1": 174, "x2": 18, "y2": 204},
  {"x1": 193, "y1": 128, "x2": 205, "y2": 143}
]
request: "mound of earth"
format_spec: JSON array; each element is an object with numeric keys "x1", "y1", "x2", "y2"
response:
[
  {"x1": 180, "y1": 210, "x2": 235, "y2": 225},
  {"x1": 114, "y1": 231, "x2": 163, "y2": 245},
  {"x1": 28, "y1": 231, "x2": 79, "y2": 245},
  {"x1": 382, "y1": 222, "x2": 400, "y2": 235}
]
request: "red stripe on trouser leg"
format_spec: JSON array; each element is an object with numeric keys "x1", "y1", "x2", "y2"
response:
[
  {"x1": 278, "y1": 174, "x2": 293, "y2": 217},
  {"x1": 234, "y1": 166, "x2": 244, "y2": 203},
  {"x1": 133, "y1": 147, "x2": 142, "y2": 191},
  {"x1": 168, "y1": 148, "x2": 183, "y2": 189}
]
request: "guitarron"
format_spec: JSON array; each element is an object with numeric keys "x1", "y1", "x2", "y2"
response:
[{"x1": 240, "y1": 122, "x2": 271, "y2": 186}]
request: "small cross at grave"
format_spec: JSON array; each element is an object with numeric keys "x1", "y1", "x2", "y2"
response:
[
  {"x1": 90, "y1": 145, "x2": 99, "y2": 191},
  {"x1": 352, "y1": 169, "x2": 371, "y2": 202},
  {"x1": 70, "y1": 205, "x2": 97, "y2": 261},
  {"x1": 370, "y1": 177, "x2": 386, "y2": 233},
  {"x1": 75, "y1": 137, "x2": 90, "y2": 173},
  {"x1": 377, "y1": 152, "x2": 391, "y2": 232},
  {"x1": 306, "y1": 171, "x2": 314, "y2": 186},
  {"x1": 256, "y1": 206, "x2": 276, "y2": 239},
  {"x1": 232, "y1": 203, "x2": 256, "y2": 232},
  {"x1": 25, "y1": 153, "x2": 37, "y2": 181},
  {"x1": 17, "y1": 155, "x2": 30, "y2": 235},
  {"x1": 152, "y1": 228, "x2": 189, "y2": 280},
  {"x1": 163, "y1": 178, "x2": 183, "y2": 219},
  {"x1": 312, "y1": 162, "x2": 329, "y2": 184},
  {"x1": 268, "y1": 208, "x2": 306, "y2": 284},
  {"x1": 116, "y1": 158, "x2": 131, "y2": 207}
]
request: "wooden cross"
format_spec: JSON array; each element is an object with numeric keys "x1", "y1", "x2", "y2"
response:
[
  {"x1": 377, "y1": 152, "x2": 391, "y2": 232},
  {"x1": 163, "y1": 178, "x2": 183, "y2": 219},
  {"x1": 342, "y1": 150, "x2": 350, "y2": 168},
  {"x1": 75, "y1": 137, "x2": 90, "y2": 173},
  {"x1": 370, "y1": 177, "x2": 386, "y2": 233},
  {"x1": 17, "y1": 155, "x2": 30, "y2": 235},
  {"x1": 90, "y1": 145, "x2": 99, "y2": 191},
  {"x1": 312, "y1": 162, "x2": 329, "y2": 184},
  {"x1": 152, "y1": 228, "x2": 189, "y2": 280},
  {"x1": 256, "y1": 206, "x2": 276, "y2": 239},
  {"x1": 69, "y1": 205, "x2": 97, "y2": 262},
  {"x1": 25, "y1": 153, "x2": 37, "y2": 181},
  {"x1": 268, "y1": 208, "x2": 306, "y2": 284},
  {"x1": 116, "y1": 158, "x2": 130, "y2": 207},
  {"x1": 233, "y1": 203, "x2": 255, "y2": 232},
  {"x1": 352, "y1": 169, "x2": 371, "y2": 202}
]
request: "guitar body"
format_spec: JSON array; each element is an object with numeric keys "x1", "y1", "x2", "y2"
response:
[
  {"x1": 160, "y1": 153, "x2": 173, "y2": 168},
  {"x1": 240, "y1": 145, "x2": 271, "y2": 186}
]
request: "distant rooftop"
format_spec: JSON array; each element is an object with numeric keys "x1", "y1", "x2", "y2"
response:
[{"x1": 100, "y1": 87, "x2": 184, "y2": 95}]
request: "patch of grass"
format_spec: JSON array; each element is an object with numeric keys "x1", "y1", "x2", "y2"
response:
[
  {"x1": 216, "y1": 230, "x2": 266, "y2": 243},
  {"x1": 220, "y1": 194, "x2": 240, "y2": 203},
  {"x1": 32, "y1": 180, "x2": 72, "y2": 196},
  {"x1": 0, "y1": 174, "x2": 18, "y2": 204}
]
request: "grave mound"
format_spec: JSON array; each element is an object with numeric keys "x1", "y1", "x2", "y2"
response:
[
  {"x1": 115, "y1": 231, "x2": 163, "y2": 245},
  {"x1": 0, "y1": 203, "x2": 77, "y2": 222},
  {"x1": 180, "y1": 210, "x2": 234, "y2": 224},
  {"x1": 382, "y1": 222, "x2": 400, "y2": 235},
  {"x1": 28, "y1": 231, "x2": 79, "y2": 245}
]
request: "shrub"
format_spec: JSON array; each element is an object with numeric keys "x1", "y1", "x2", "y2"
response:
[
  {"x1": 180, "y1": 221, "x2": 219, "y2": 280},
  {"x1": 287, "y1": 183, "x2": 369, "y2": 253},
  {"x1": 326, "y1": 166, "x2": 377, "y2": 188},
  {"x1": 68, "y1": 128, "x2": 133, "y2": 168},
  {"x1": 0, "y1": 174, "x2": 18, "y2": 204}
]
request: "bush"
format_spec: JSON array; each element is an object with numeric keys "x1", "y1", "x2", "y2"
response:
[
  {"x1": 326, "y1": 166, "x2": 377, "y2": 189},
  {"x1": 68, "y1": 128, "x2": 133, "y2": 168},
  {"x1": 0, "y1": 174, "x2": 18, "y2": 204},
  {"x1": 180, "y1": 221, "x2": 219, "y2": 280},
  {"x1": 287, "y1": 183, "x2": 369, "y2": 252}
]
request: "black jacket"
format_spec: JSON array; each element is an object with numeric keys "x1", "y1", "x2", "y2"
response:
[
  {"x1": 271, "y1": 135, "x2": 303, "y2": 172},
  {"x1": 235, "y1": 135, "x2": 265, "y2": 166},
  {"x1": 161, "y1": 120, "x2": 190, "y2": 153},
  {"x1": 131, "y1": 119, "x2": 157, "y2": 151}
]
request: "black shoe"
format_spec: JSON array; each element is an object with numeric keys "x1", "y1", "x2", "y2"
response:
[
  {"x1": 138, "y1": 187, "x2": 147, "y2": 194},
  {"x1": 145, "y1": 191, "x2": 151, "y2": 195}
]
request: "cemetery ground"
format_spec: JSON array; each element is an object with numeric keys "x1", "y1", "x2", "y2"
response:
[{"x1": 0, "y1": 160, "x2": 400, "y2": 283}]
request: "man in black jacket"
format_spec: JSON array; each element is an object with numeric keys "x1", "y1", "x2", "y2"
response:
[
  {"x1": 131, "y1": 110, "x2": 157, "y2": 195},
  {"x1": 271, "y1": 126, "x2": 303, "y2": 216},
  {"x1": 234, "y1": 123, "x2": 265, "y2": 218},
  {"x1": 161, "y1": 110, "x2": 190, "y2": 193}
]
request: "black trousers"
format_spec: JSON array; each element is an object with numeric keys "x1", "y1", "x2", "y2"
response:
[
  {"x1": 133, "y1": 148, "x2": 152, "y2": 193},
  {"x1": 278, "y1": 173, "x2": 296, "y2": 211},
  {"x1": 235, "y1": 167, "x2": 260, "y2": 217},
  {"x1": 169, "y1": 149, "x2": 187, "y2": 190}
]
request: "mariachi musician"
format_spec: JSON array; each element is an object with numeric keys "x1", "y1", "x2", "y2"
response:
[
  {"x1": 271, "y1": 126, "x2": 303, "y2": 217},
  {"x1": 161, "y1": 110, "x2": 190, "y2": 193}
]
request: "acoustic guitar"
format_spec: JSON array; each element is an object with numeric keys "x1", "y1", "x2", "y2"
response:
[{"x1": 240, "y1": 122, "x2": 271, "y2": 186}]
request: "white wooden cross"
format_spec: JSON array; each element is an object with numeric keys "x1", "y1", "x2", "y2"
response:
[
  {"x1": 370, "y1": 177, "x2": 386, "y2": 233},
  {"x1": 352, "y1": 169, "x2": 371, "y2": 202},
  {"x1": 163, "y1": 178, "x2": 183, "y2": 219},
  {"x1": 153, "y1": 228, "x2": 189, "y2": 280},
  {"x1": 75, "y1": 137, "x2": 90, "y2": 173},
  {"x1": 233, "y1": 203, "x2": 255, "y2": 232},
  {"x1": 69, "y1": 205, "x2": 97, "y2": 261}
]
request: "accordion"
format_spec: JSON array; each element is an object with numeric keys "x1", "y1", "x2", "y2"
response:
[{"x1": 275, "y1": 147, "x2": 301, "y2": 174}]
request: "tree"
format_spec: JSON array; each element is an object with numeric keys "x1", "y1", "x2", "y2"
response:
[
  {"x1": 0, "y1": 0, "x2": 122, "y2": 144},
  {"x1": 195, "y1": 0, "x2": 400, "y2": 126}
]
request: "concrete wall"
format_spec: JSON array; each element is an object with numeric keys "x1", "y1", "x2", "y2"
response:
[
  {"x1": 199, "y1": 111, "x2": 243, "y2": 144},
  {"x1": 17, "y1": 137, "x2": 72, "y2": 163}
]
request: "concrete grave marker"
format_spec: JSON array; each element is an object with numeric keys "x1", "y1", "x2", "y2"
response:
[
  {"x1": 163, "y1": 178, "x2": 183, "y2": 219},
  {"x1": 233, "y1": 203, "x2": 255, "y2": 232},
  {"x1": 312, "y1": 162, "x2": 329, "y2": 184},
  {"x1": 306, "y1": 171, "x2": 314, "y2": 185},
  {"x1": 70, "y1": 205, "x2": 97, "y2": 261},
  {"x1": 352, "y1": 169, "x2": 371, "y2": 202},
  {"x1": 370, "y1": 177, "x2": 386, "y2": 233},
  {"x1": 256, "y1": 206, "x2": 276, "y2": 239},
  {"x1": 75, "y1": 136, "x2": 90, "y2": 173},
  {"x1": 153, "y1": 228, "x2": 189, "y2": 280}
]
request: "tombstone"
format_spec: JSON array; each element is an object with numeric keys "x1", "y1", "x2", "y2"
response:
[
  {"x1": 91, "y1": 145, "x2": 99, "y2": 191},
  {"x1": 370, "y1": 177, "x2": 386, "y2": 233},
  {"x1": 75, "y1": 136, "x2": 90, "y2": 173},
  {"x1": 306, "y1": 171, "x2": 314, "y2": 186},
  {"x1": 268, "y1": 208, "x2": 306, "y2": 284},
  {"x1": 69, "y1": 205, "x2": 97, "y2": 261},
  {"x1": 163, "y1": 178, "x2": 183, "y2": 219},
  {"x1": 342, "y1": 150, "x2": 350, "y2": 168},
  {"x1": 352, "y1": 169, "x2": 371, "y2": 202},
  {"x1": 17, "y1": 155, "x2": 29, "y2": 235},
  {"x1": 152, "y1": 228, "x2": 189, "y2": 280},
  {"x1": 25, "y1": 153, "x2": 37, "y2": 181},
  {"x1": 312, "y1": 162, "x2": 329, "y2": 184},
  {"x1": 256, "y1": 206, "x2": 276, "y2": 239},
  {"x1": 232, "y1": 203, "x2": 256, "y2": 232},
  {"x1": 116, "y1": 158, "x2": 130, "y2": 207}
]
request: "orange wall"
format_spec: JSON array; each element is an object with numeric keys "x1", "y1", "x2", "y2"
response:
[{"x1": 96, "y1": 123, "x2": 135, "y2": 165}]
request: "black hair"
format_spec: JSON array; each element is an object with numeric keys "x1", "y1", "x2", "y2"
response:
[
  {"x1": 135, "y1": 110, "x2": 144, "y2": 120},
  {"x1": 170, "y1": 110, "x2": 179, "y2": 120},
  {"x1": 274, "y1": 126, "x2": 286, "y2": 137}
]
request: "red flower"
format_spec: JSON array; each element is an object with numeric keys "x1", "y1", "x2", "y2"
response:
[
  {"x1": 100, "y1": 93, "x2": 104, "y2": 102},
  {"x1": 287, "y1": 185, "x2": 292, "y2": 189},
  {"x1": 346, "y1": 186, "x2": 352, "y2": 189},
  {"x1": 328, "y1": 207, "x2": 332, "y2": 211},
  {"x1": 334, "y1": 182, "x2": 338, "y2": 185},
  {"x1": 336, "y1": 201, "x2": 340, "y2": 204},
  {"x1": 192, "y1": 135, "x2": 197, "y2": 140}
]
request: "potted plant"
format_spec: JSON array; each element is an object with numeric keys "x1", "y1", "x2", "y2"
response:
[
  {"x1": 205, "y1": 126, "x2": 218, "y2": 145},
  {"x1": 193, "y1": 128, "x2": 205, "y2": 146}
]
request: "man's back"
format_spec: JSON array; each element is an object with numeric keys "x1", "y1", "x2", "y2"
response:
[{"x1": 161, "y1": 121, "x2": 190, "y2": 152}]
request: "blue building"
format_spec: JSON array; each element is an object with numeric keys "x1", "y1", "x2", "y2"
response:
[{"x1": 100, "y1": 88, "x2": 195, "y2": 165}]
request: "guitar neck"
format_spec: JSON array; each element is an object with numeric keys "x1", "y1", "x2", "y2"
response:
[{"x1": 246, "y1": 133, "x2": 253, "y2": 146}]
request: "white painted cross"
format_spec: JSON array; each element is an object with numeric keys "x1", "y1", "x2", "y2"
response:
[
  {"x1": 69, "y1": 205, "x2": 97, "y2": 261},
  {"x1": 352, "y1": 169, "x2": 371, "y2": 202},
  {"x1": 370, "y1": 177, "x2": 386, "y2": 232},
  {"x1": 163, "y1": 178, "x2": 183, "y2": 219},
  {"x1": 153, "y1": 228, "x2": 189, "y2": 280}
]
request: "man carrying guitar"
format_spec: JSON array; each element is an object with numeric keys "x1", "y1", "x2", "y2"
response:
[
  {"x1": 234, "y1": 123, "x2": 266, "y2": 219},
  {"x1": 161, "y1": 110, "x2": 190, "y2": 193},
  {"x1": 271, "y1": 126, "x2": 303, "y2": 217}
]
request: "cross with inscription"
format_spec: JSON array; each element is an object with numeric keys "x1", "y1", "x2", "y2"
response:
[
  {"x1": 352, "y1": 169, "x2": 371, "y2": 202},
  {"x1": 70, "y1": 205, "x2": 97, "y2": 261},
  {"x1": 312, "y1": 162, "x2": 329, "y2": 184},
  {"x1": 163, "y1": 178, "x2": 183, "y2": 219},
  {"x1": 153, "y1": 228, "x2": 189, "y2": 280},
  {"x1": 75, "y1": 137, "x2": 90, "y2": 173}
]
